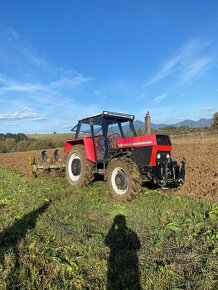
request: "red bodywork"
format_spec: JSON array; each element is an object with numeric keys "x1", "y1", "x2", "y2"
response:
[
  {"x1": 117, "y1": 134, "x2": 172, "y2": 166},
  {"x1": 64, "y1": 134, "x2": 172, "y2": 167},
  {"x1": 64, "y1": 138, "x2": 96, "y2": 162}
]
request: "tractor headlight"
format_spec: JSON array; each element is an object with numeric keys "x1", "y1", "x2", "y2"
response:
[
  {"x1": 157, "y1": 153, "x2": 161, "y2": 159},
  {"x1": 166, "y1": 153, "x2": 170, "y2": 159}
]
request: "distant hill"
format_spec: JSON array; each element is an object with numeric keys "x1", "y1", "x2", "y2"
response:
[
  {"x1": 171, "y1": 118, "x2": 213, "y2": 128},
  {"x1": 132, "y1": 118, "x2": 213, "y2": 130}
]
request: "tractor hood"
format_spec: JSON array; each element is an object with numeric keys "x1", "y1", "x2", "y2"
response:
[
  {"x1": 117, "y1": 134, "x2": 172, "y2": 148},
  {"x1": 117, "y1": 134, "x2": 172, "y2": 167}
]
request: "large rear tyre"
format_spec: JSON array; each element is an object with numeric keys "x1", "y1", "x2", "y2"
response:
[
  {"x1": 106, "y1": 158, "x2": 141, "y2": 201},
  {"x1": 66, "y1": 145, "x2": 95, "y2": 187}
]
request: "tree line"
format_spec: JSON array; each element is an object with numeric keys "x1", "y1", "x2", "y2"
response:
[{"x1": 0, "y1": 133, "x2": 62, "y2": 153}]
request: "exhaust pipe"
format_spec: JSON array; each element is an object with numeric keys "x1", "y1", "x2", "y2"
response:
[{"x1": 145, "y1": 111, "x2": 151, "y2": 134}]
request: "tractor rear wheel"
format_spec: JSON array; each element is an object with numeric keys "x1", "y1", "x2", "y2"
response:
[
  {"x1": 66, "y1": 145, "x2": 95, "y2": 187},
  {"x1": 106, "y1": 158, "x2": 141, "y2": 201}
]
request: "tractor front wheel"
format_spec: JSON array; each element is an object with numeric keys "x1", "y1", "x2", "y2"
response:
[
  {"x1": 106, "y1": 158, "x2": 141, "y2": 201},
  {"x1": 66, "y1": 145, "x2": 95, "y2": 187}
]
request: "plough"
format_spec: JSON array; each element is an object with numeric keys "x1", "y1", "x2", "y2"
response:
[{"x1": 29, "y1": 149, "x2": 65, "y2": 177}]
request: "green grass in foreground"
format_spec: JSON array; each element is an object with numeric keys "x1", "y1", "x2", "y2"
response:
[{"x1": 0, "y1": 168, "x2": 218, "y2": 290}]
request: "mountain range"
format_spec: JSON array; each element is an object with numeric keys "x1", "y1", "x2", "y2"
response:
[{"x1": 134, "y1": 118, "x2": 213, "y2": 130}]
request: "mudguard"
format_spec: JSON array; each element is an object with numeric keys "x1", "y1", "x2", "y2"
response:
[{"x1": 64, "y1": 138, "x2": 96, "y2": 162}]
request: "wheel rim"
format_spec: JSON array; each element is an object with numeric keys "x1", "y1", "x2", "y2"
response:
[
  {"x1": 111, "y1": 167, "x2": 128, "y2": 195},
  {"x1": 68, "y1": 153, "x2": 81, "y2": 182}
]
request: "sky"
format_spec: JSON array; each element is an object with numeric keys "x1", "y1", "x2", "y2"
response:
[{"x1": 0, "y1": 0, "x2": 218, "y2": 133}]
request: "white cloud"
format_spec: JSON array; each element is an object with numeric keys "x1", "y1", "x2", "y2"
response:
[
  {"x1": 0, "y1": 27, "x2": 121, "y2": 132},
  {"x1": 94, "y1": 90, "x2": 107, "y2": 100},
  {"x1": 147, "y1": 38, "x2": 214, "y2": 85},
  {"x1": 0, "y1": 71, "x2": 92, "y2": 94},
  {"x1": 0, "y1": 28, "x2": 93, "y2": 108},
  {"x1": 202, "y1": 106, "x2": 218, "y2": 113},
  {"x1": 62, "y1": 124, "x2": 74, "y2": 129},
  {"x1": 0, "y1": 78, "x2": 46, "y2": 93},
  {"x1": 0, "y1": 27, "x2": 48, "y2": 70},
  {"x1": 148, "y1": 55, "x2": 181, "y2": 84},
  {"x1": 4, "y1": 124, "x2": 18, "y2": 127},
  {"x1": 0, "y1": 28, "x2": 93, "y2": 91},
  {"x1": 0, "y1": 107, "x2": 47, "y2": 121},
  {"x1": 154, "y1": 93, "x2": 168, "y2": 103},
  {"x1": 181, "y1": 57, "x2": 213, "y2": 82},
  {"x1": 50, "y1": 70, "x2": 93, "y2": 89},
  {"x1": 7, "y1": 27, "x2": 19, "y2": 40},
  {"x1": 18, "y1": 43, "x2": 48, "y2": 69}
]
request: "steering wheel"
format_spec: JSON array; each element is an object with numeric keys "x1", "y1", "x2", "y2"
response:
[{"x1": 107, "y1": 133, "x2": 121, "y2": 148}]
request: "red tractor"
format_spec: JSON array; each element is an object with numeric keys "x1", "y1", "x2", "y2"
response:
[{"x1": 64, "y1": 111, "x2": 185, "y2": 201}]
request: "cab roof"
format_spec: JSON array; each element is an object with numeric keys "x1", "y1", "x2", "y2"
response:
[{"x1": 78, "y1": 111, "x2": 135, "y2": 126}]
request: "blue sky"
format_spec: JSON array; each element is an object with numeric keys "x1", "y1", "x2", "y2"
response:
[{"x1": 0, "y1": 0, "x2": 218, "y2": 133}]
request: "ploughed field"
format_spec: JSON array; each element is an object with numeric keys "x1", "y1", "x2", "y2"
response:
[
  {"x1": 0, "y1": 135, "x2": 217, "y2": 200},
  {"x1": 0, "y1": 148, "x2": 65, "y2": 176},
  {"x1": 172, "y1": 135, "x2": 218, "y2": 201}
]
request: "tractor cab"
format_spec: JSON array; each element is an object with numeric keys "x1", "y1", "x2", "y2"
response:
[{"x1": 69, "y1": 111, "x2": 137, "y2": 162}]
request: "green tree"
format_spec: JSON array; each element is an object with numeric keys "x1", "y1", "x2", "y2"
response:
[{"x1": 213, "y1": 112, "x2": 218, "y2": 126}]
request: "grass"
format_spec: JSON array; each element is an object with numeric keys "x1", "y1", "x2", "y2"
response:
[{"x1": 0, "y1": 168, "x2": 218, "y2": 289}]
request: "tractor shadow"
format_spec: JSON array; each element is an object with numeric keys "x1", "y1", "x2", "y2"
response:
[
  {"x1": 0, "y1": 202, "x2": 50, "y2": 290},
  {"x1": 94, "y1": 176, "x2": 161, "y2": 190},
  {"x1": 104, "y1": 215, "x2": 141, "y2": 290},
  {"x1": 142, "y1": 181, "x2": 159, "y2": 190}
]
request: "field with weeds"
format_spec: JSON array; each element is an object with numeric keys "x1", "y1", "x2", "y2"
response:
[
  {"x1": 28, "y1": 133, "x2": 73, "y2": 142},
  {"x1": 0, "y1": 168, "x2": 218, "y2": 289}
]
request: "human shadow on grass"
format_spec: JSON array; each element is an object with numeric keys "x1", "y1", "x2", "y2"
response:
[
  {"x1": 0, "y1": 202, "x2": 50, "y2": 290},
  {"x1": 105, "y1": 215, "x2": 141, "y2": 290}
]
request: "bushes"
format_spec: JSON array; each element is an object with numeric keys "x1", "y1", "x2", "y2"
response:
[
  {"x1": 29, "y1": 139, "x2": 56, "y2": 150},
  {"x1": 16, "y1": 140, "x2": 33, "y2": 152},
  {"x1": 213, "y1": 112, "x2": 218, "y2": 127},
  {"x1": 0, "y1": 133, "x2": 29, "y2": 142},
  {"x1": 0, "y1": 136, "x2": 22, "y2": 153},
  {"x1": 0, "y1": 133, "x2": 60, "y2": 153}
]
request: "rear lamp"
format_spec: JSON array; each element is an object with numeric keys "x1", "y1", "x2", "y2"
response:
[{"x1": 157, "y1": 153, "x2": 161, "y2": 159}]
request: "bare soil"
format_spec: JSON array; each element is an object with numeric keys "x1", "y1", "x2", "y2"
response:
[
  {"x1": 0, "y1": 135, "x2": 217, "y2": 200},
  {"x1": 172, "y1": 135, "x2": 218, "y2": 201},
  {"x1": 0, "y1": 148, "x2": 65, "y2": 176}
]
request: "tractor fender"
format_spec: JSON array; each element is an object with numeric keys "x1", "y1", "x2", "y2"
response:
[{"x1": 64, "y1": 138, "x2": 96, "y2": 163}]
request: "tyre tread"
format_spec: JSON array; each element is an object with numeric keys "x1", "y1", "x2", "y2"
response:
[
  {"x1": 66, "y1": 144, "x2": 95, "y2": 187},
  {"x1": 106, "y1": 157, "x2": 141, "y2": 201}
]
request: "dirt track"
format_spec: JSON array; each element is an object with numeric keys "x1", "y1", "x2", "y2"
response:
[{"x1": 0, "y1": 136, "x2": 217, "y2": 200}]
